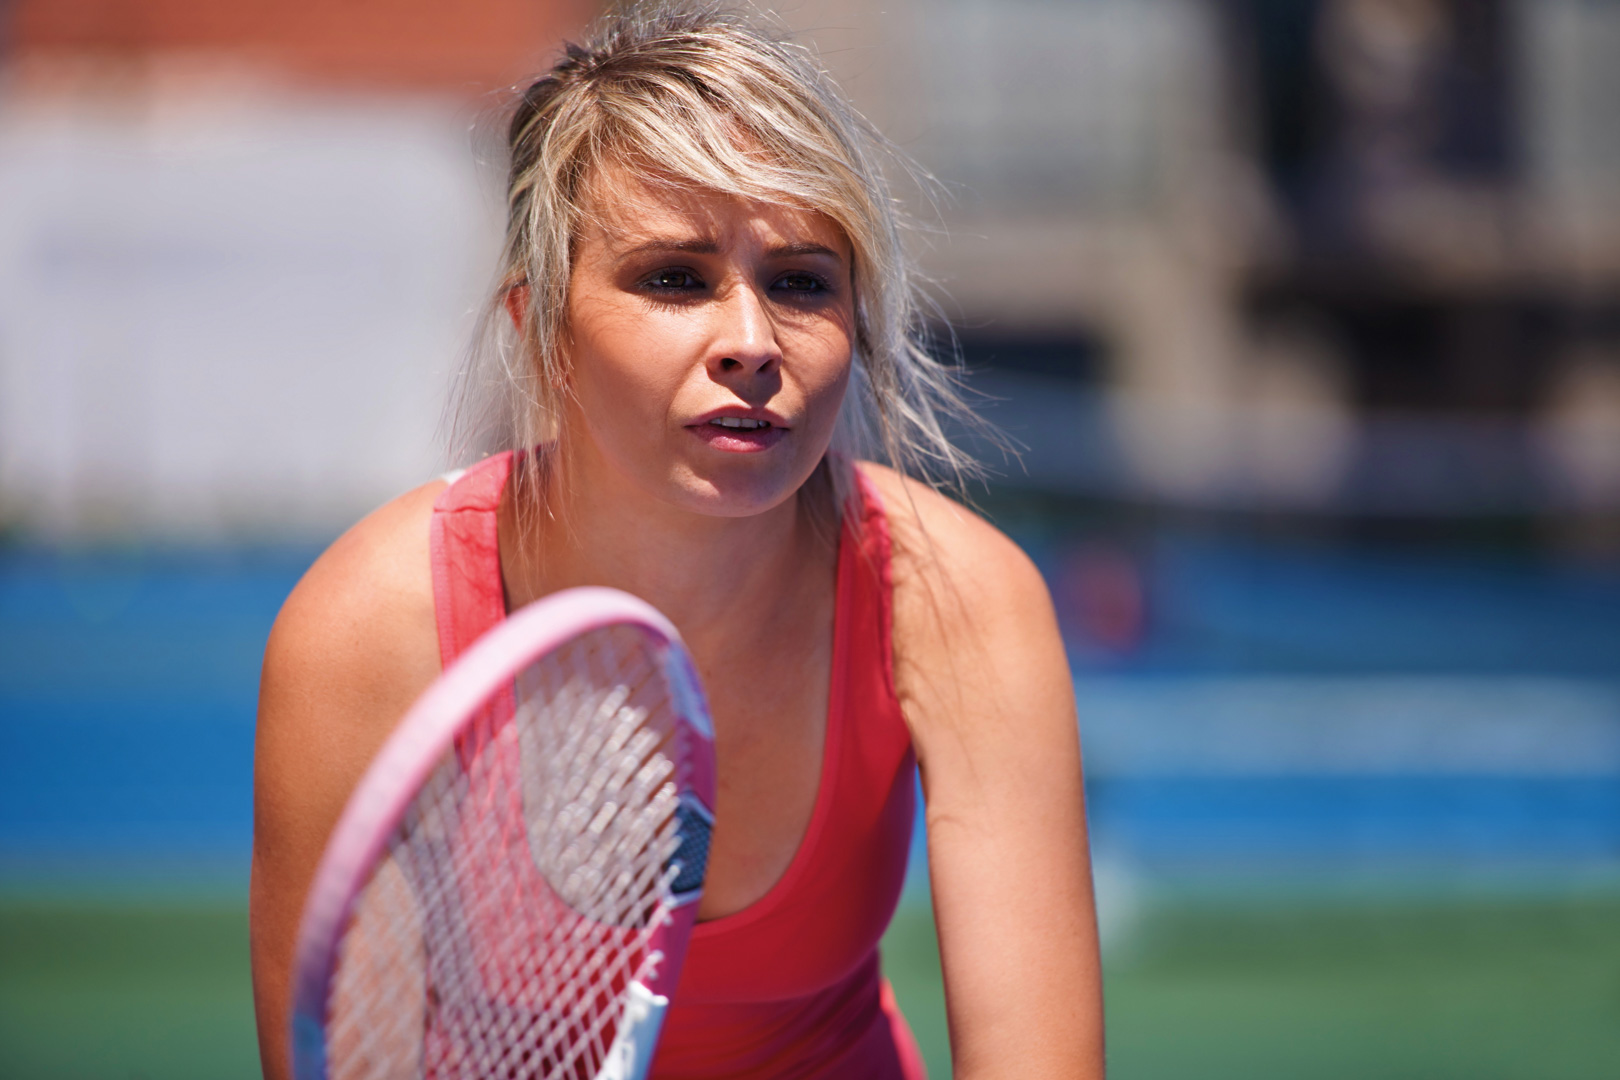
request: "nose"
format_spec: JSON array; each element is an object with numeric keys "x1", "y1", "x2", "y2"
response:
[{"x1": 707, "y1": 282, "x2": 782, "y2": 379}]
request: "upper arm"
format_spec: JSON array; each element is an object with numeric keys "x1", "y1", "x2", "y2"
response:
[
  {"x1": 869, "y1": 467, "x2": 1104, "y2": 1080},
  {"x1": 250, "y1": 481, "x2": 445, "y2": 1080}
]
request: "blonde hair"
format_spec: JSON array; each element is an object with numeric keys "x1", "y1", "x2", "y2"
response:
[{"x1": 451, "y1": 2, "x2": 985, "y2": 511}]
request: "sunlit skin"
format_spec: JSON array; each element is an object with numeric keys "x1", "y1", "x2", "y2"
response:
[
  {"x1": 553, "y1": 168, "x2": 855, "y2": 520},
  {"x1": 250, "y1": 166, "x2": 1103, "y2": 1080}
]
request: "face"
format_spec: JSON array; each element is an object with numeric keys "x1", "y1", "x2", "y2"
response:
[{"x1": 559, "y1": 167, "x2": 855, "y2": 518}]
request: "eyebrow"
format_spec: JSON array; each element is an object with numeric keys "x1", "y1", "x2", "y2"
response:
[
  {"x1": 618, "y1": 237, "x2": 721, "y2": 258},
  {"x1": 615, "y1": 237, "x2": 844, "y2": 261},
  {"x1": 768, "y1": 241, "x2": 843, "y2": 260}
]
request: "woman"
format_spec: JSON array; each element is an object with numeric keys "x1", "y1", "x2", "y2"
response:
[{"x1": 251, "y1": 7, "x2": 1104, "y2": 1078}]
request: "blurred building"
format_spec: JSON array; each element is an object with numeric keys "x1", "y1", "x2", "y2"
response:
[
  {"x1": 792, "y1": 0, "x2": 1620, "y2": 520},
  {"x1": 0, "y1": 0, "x2": 590, "y2": 538}
]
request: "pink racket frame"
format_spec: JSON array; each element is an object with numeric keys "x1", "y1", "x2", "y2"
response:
[{"x1": 288, "y1": 586, "x2": 718, "y2": 1079}]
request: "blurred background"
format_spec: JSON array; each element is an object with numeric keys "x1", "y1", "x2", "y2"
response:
[{"x1": 2, "y1": 0, "x2": 1618, "y2": 1076}]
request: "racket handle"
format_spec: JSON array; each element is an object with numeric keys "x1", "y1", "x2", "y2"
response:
[
  {"x1": 291, "y1": 1010, "x2": 326, "y2": 1080},
  {"x1": 596, "y1": 980, "x2": 669, "y2": 1080}
]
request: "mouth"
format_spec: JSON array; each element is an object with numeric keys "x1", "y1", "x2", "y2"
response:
[{"x1": 687, "y1": 413, "x2": 787, "y2": 453}]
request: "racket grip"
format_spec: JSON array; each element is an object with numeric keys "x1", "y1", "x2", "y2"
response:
[
  {"x1": 291, "y1": 1010, "x2": 327, "y2": 1080},
  {"x1": 596, "y1": 980, "x2": 669, "y2": 1080}
]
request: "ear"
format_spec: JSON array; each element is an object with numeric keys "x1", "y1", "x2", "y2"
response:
[{"x1": 503, "y1": 284, "x2": 530, "y2": 331}]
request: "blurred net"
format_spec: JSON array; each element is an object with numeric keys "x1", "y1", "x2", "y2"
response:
[{"x1": 323, "y1": 625, "x2": 689, "y2": 1080}]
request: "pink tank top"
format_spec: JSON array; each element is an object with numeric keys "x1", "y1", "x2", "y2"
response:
[{"x1": 429, "y1": 451, "x2": 928, "y2": 1079}]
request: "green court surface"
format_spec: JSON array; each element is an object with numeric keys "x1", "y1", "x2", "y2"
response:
[
  {"x1": 0, "y1": 895, "x2": 259, "y2": 1080},
  {"x1": 3, "y1": 892, "x2": 1619, "y2": 1079},
  {"x1": 883, "y1": 893, "x2": 1620, "y2": 1080}
]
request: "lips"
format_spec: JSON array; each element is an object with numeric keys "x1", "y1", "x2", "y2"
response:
[{"x1": 686, "y1": 409, "x2": 789, "y2": 453}]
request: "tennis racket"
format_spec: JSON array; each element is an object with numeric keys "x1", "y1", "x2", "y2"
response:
[{"x1": 289, "y1": 587, "x2": 717, "y2": 1080}]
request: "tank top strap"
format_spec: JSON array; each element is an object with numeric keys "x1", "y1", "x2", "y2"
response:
[
  {"x1": 429, "y1": 450, "x2": 514, "y2": 668},
  {"x1": 848, "y1": 464, "x2": 899, "y2": 709}
]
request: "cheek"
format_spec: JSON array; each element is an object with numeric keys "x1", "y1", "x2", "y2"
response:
[
  {"x1": 789, "y1": 330, "x2": 855, "y2": 424},
  {"x1": 568, "y1": 310, "x2": 687, "y2": 426},
  {"x1": 807, "y1": 362, "x2": 851, "y2": 428},
  {"x1": 580, "y1": 355, "x2": 667, "y2": 420}
]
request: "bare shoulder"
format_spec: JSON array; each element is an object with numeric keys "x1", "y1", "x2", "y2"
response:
[
  {"x1": 267, "y1": 478, "x2": 447, "y2": 665},
  {"x1": 256, "y1": 478, "x2": 448, "y2": 855},
  {"x1": 857, "y1": 463, "x2": 1053, "y2": 645},
  {"x1": 260, "y1": 478, "x2": 447, "y2": 759},
  {"x1": 856, "y1": 463, "x2": 1065, "y2": 748}
]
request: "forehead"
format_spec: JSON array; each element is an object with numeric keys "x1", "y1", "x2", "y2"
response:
[{"x1": 576, "y1": 162, "x2": 850, "y2": 257}]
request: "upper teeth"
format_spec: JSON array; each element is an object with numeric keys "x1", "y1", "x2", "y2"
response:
[{"x1": 712, "y1": 417, "x2": 768, "y2": 429}]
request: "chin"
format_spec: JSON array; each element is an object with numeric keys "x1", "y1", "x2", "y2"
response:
[{"x1": 664, "y1": 456, "x2": 814, "y2": 518}]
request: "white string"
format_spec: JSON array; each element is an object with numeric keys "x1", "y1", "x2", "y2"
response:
[{"x1": 324, "y1": 625, "x2": 688, "y2": 1080}]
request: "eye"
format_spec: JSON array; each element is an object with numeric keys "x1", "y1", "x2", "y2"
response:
[
  {"x1": 773, "y1": 271, "x2": 831, "y2": 295},
  {"x1": 642, "y1": 268, "x2": 703, "y2": 291}
]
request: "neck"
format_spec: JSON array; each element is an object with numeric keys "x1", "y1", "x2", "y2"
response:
[{"x1": 499, "y1": 449, "x2": 836, "y2": 643}]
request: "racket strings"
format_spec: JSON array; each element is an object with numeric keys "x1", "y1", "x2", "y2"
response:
[{"x1": 324, "y1": 627, "x2": 690, "y2": 1080}]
